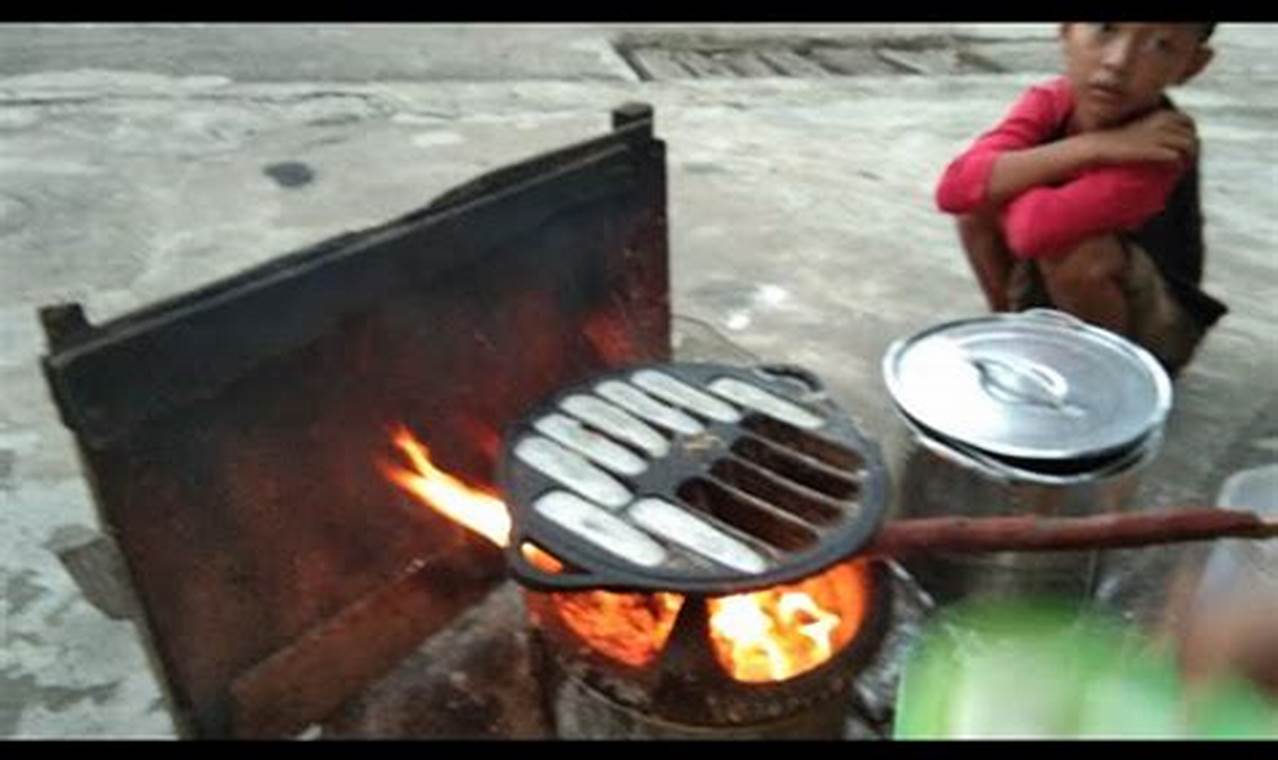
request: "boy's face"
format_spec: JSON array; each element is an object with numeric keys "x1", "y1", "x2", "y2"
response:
[{"x1": 1060, "y1": 23, "x2": 1214, "y2": 131}]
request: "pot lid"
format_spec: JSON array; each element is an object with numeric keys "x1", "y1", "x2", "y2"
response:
[{"x1": 882, "y1": 309, "x2": 1172, "y2": 461}]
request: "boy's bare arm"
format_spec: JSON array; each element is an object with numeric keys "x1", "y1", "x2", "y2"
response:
[{"x1": 984, "y1": 109, "x2": 1198, "y2": 210}]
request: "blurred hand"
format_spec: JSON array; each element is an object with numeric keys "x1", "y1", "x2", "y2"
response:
[
  {"x1": 1178, "y1": 596, "x2": 1278, "y2": 700},
  {"x1": 1087, "y1": 109, "x2": 1199, "y2": 165}
]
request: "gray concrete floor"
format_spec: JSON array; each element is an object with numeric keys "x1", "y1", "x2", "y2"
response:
[{"x1": 1, "y1": 23, "x2": 1275, "y2": 737}]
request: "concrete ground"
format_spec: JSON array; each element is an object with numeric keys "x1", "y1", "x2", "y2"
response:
[{"x1": 1, "y1": 23, "x2": 1275, "y2": 737}]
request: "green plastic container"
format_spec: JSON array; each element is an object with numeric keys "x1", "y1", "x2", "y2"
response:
[{"x1": 893, "y1": 601, "x2": 1277, "y2": 739}]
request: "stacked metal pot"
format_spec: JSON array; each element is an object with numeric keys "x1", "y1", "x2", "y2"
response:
[{"x1": 881, "y1": 309, "x2": 1174, "y2": 604}]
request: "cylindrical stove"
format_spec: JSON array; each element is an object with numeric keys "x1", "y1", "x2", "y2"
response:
[{"x1": 498, "y1": 362, "x2": 893, "y2": 738}]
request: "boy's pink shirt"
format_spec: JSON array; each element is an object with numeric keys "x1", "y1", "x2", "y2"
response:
[{"x1": 935, "y1": 76, "x2": 1185, "y2": 259}]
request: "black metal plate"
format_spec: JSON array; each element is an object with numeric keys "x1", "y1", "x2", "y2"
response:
[{"x1": 498, "y1": 362, "x2": 889, "y2": 595}]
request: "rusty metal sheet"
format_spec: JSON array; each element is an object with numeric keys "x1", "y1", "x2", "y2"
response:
[
  {"x1": 323, "y1": 582, "x2": 553, "y2": 739},
  {"x1": 39, "y1": 104, "x2": 671, "y2": 738},
  {"x1": 229, "y1": 548, "x2": 506, "y2": 738}
]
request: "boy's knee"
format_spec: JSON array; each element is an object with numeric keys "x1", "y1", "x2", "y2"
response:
[{"x1": 1038, "y1": 235, "x2": 1127, "y2": 292}]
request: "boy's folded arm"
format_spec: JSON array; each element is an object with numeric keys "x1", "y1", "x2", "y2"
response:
[
  {"x1": 935, "y1": 84, "x2": 1067, "y2": 214},
  {"x1": 1000, "y1": 162, "x2": 1184, "y2": 259},
  {"x1": 936, "y1": 149, "x2": 1002, "y2": 214},
  {"x1": 982, "y1": 138, "x2": 1099, "y2": 209}
]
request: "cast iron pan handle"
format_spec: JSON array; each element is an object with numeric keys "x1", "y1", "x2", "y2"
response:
[{"x1": 755, "y1": 363, "x2": 827, "y2": 396}]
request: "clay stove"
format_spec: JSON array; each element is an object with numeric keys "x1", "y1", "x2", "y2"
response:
[
  {"x1": 496, "y1": 360, "x2": 894, "y2": 738},
  {"x1": 525, "y1": 560, "x2": 892, "y2": 739}
]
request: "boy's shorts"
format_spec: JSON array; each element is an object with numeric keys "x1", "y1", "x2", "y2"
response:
[{"x1": 1006, "y1": 237, "x2": 1205, "y2": 375}]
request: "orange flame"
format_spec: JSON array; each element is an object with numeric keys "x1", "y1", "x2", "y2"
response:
[
  {"x1": 706, "y1": 560, "x2": 868, "y2": 683},
  {"x1": 551, "y1": 590, "x2": 685, "y2": 668},
  {"x1": 520, "y1": 540, "x2": 684, "y2": 669},
  {"x1": 380, "y1": 426, "x2": 867, "y2": 682},
  {"x1": 520, "y1": 542, "x2": 566, "y2": 574},
  {"x1": 382, "y1": 425, "x2": 511, "y2": 548}
]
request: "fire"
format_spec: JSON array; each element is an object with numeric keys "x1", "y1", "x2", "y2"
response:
[
  {"x1": 707, "y1": 561, "x2": 868, "y2": 683},
  {"x1": 382, "y1": 427, "x2": 682, "y2": 666},
  {"x1": 779, "y1": 592, "x2": 841, "y2": 661},
  {"x1": 380, "y1": 425, "x2": 868, "y2": 682},
  {"x1": 516, "y1": 542, "x2": 685, "y2": 668},
  {"x1": 520, "y1": 542, "x2": 565, "y2": 574},
  {"x1": 550, "y1": 590, "x2": 685, "y2": 668},
  {"x1": 381, "y1": 425, "x2": 511, "y2": 548}
]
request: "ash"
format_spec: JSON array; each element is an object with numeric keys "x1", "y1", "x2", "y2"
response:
[{"x1": 323, "y1": 583, "x2": 553, "y2": 738}]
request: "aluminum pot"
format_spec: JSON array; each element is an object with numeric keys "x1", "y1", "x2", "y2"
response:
[{"x1": 881, "y1": 309, "x2": 1173, "y2": 606}]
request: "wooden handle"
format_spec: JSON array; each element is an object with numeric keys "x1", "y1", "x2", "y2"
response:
[{"x1": 865, "y1": 507, "x2": 1278, "y2": 558}]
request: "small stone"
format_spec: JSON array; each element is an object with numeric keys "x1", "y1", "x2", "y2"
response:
[{"x1": 263, "y1": 161, "x2": 316, "y2": 189}]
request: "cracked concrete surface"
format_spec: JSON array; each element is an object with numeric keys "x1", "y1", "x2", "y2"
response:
[{"x1": 1, "y1": 23, "x2": 1275, "y2": 737}]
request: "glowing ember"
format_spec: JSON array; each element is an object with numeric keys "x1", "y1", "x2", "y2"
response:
[
  {"x1": 552, "y1": 590, "x2": 685, "y2": 668},
  {"x1": 382, "y1": 425, "x2": 511, "y2": 548},
  {"x1": 707, "y1": 561, "x2": 868, "y2": 683},
  {"x1": 522, "y1": 546, "x2": 683, "y2": 669}
]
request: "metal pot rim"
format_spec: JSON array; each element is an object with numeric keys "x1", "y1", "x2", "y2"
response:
[
  {"x1": 894, "y1": 401, "x2": 1162, "y2": 486},
  {"x1": 882, "y1": 310, "x2": 1173, "y2": 462},
  {"x1": 894, "y1": 400, "x2": 1162, "y2": 479}
]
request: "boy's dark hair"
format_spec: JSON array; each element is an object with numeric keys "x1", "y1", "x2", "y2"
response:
[{"x1": 1200, "y1": 23, "x2": 1217, "y2": 40}]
